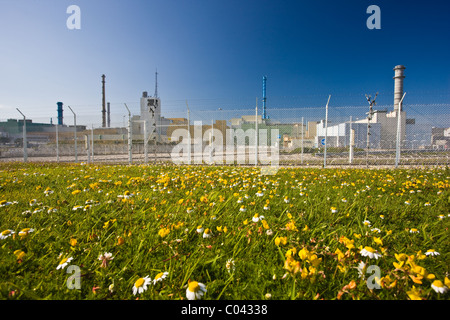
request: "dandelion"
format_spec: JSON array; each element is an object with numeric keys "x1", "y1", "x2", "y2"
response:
[
  {"x1": 152, "y1": 272, "x2": 169, "y2": 285},
  {"x1": 360, "y1": 246, "x2": 382, "y2": 259},
  {"x1": 186, "y1": 281, "x2": 207, "y2": 300},
  {"x1": 425, "y1": 249, "x2": 440, "y2": 257},
  {"x1": 56, "y1": 256, "x2": 73, "y2": 270},
  {"x1": 98, "y1": 252, "x2": 114, "y2": 268},
  {"x1": 0, "y1": 229, "x2": 14, "y2": 240},
  {"x1": 132, "y1": 276, "x2": 151, "y2": 295}
]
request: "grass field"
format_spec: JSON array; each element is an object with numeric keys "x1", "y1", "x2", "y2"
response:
[{"x1": 0, "y1": 162, "x2": 449, "y2": 300}]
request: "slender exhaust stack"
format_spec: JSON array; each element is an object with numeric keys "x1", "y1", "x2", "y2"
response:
[
  {"x1": 107, "y1": 102, "x2": 111, "y2": 128},
  {"x1": 102, "y1": 74, "x2": 106, "y2": 127},
  {"x1": 393, "y1": 65, "x2": 405, "y2": 111},
  {"x1": 57, "y1": 102, "x2": 63, "y2": 125}
]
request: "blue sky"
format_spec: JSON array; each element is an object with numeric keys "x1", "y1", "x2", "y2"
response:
[{"x1": 0, "y1": 0, "x2": 449, "y2": 124}]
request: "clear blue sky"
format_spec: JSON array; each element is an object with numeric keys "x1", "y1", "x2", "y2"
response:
[{"x1": 0, "y1": 0, "x2": 449, "y2": 124}]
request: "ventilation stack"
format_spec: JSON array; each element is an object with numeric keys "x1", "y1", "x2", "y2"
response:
[
  {"x1": 57, "y1": 102, "x2": 63, "y2": 125},
  {"x1": 393, "y1": 65, "x2": 405, "y2": 111},
  {"x1": 262, "y1": 76, "x2": 267, "y2": 120},
  {"x1": 102, "y1": 74, "x2": 106, "y2": 127}
]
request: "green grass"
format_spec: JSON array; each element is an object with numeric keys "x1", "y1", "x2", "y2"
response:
[{"x1": 0, "y1": 162, "x2": 448, "y2": 300}]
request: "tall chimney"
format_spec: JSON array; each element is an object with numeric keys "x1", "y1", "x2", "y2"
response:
[
  {"x1": 107, "y1": 102, "x2": 111, "y2": 128},
  {"x1": 393, "y1": 65, "x2": 405, "y2": 111},
  {"x1": 262, "y1": 76, "x2": 267, "y2": 120},
  {"x1": 102, "y1": 74, "x2": 106, "y2": 127},
  {"x1": 57, "y1": 102, "x2": 63, "y2": 125}
]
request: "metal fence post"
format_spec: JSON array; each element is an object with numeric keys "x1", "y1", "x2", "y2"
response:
[
  {"x1": 324, "y1": 95, "x2": 331, "y2": 168},
  {"x1": 124, "y1": 103, "x2": 132, "y2": 165},
  {"x1": 349, "y1": 116, "x2": 354, "y2": 164},
  {"x1": 56, "y1": 122, "x2": 59, "y2": 163},
  {"x1": 255, "y1": 99, "x2": 258, "y2": 166},
  {"x1": 186, "y1": 101, "x2": 191, "y2": 165},
  {"x1": 16, "y1": 108, "x2": 27, "y2": 162},
  {"x1": 395, "y1": 92, "x2": 406, "y2": 168},
  {"x1": 301, "y1": 116, "x2": 304, "y2": 165},
  {"x1": 68, "y1": 106, "x2": 77, "y2": 163}
]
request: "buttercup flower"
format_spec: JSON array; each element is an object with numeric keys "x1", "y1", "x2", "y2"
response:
[
  {"x1": 186, "y1": 281, "x2": 207, "y2": 300},
  {"x1": 132, "y1": 276, "x2": 151, "y2": 295}
]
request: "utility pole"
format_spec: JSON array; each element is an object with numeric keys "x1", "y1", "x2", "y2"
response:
[
  {"x1": 186, "y1": 100, "x2": 191, "y2": 165},
  {"x1": 365, "y1": 92, "x2": 378, "y2": 168}
]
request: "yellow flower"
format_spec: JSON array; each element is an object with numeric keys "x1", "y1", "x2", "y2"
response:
[
  {"x1": 298, "y1": 247, "x2": 310, "y2": 260},
  {"x1": 158, "y1": 227, "x2": 170, "y2": 238},
  {"x1": 69, "y1": 238, "x2": 77, "y2": 246},
  {"x1": 275, "y1": 236, "x2": 287, "y2": 246},
  {"x1": 406, "y1": 286, "x2": 422, "y2": 300},
  {"x1": 373, "y1": 237, "x2": 383, "y2": 246},
  {"x1": 14, "y1": 250, "x2": 26, "y2": 260},
  {"x1": 186, "y1": 281, "x2": 207, "y2": 300}
]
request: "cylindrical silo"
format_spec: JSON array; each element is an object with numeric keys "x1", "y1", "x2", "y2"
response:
[{"x1": 57, "y1": 102, "x2": 63, "y2": 125}]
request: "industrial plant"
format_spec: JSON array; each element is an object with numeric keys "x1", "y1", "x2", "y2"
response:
[{"x1": 0, "y1": 65, "x2": 448, "y2": 162}]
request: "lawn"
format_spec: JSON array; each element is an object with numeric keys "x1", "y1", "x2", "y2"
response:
[{"x1": 0, "y1": 162, "x2": 448, "y2": 300}]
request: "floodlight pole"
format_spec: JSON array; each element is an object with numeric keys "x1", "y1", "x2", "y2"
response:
[
  {"x1": 395, "y1": 92, "x2": 406, "y2": 168},
  {"x1": 124, "y1": 103, "x2": 132, "y2": 165},
  {"x1": 67, "y1": 106, "x2": 78, "y2": 162},
  {"x1": 16, "y1": 108, "x2": 27, "y2": 162}
]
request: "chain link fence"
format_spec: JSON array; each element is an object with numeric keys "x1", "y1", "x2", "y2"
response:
[{"x1": 1, "y1": 101, "x2": 449, "y2": 167}]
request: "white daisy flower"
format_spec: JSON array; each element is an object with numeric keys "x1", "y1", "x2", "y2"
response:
[
  {"x1": 431, "y1": 280, "x2": 448, "y2": 294},
  {"x1": 56, "y1": 256, "x2": 73, "y2": 270},
  {"x1": 152, "y1": 272, "x2": 169, "y2": 285},
  {"x1": 363, "y1": 220, "x2": 371, "y2": 227},
  {"x1": 196, "y1": 226, "x2": 204, "y2": 233},
  {"x1": 202, "y1": 228, "x2": 212, "y2": 238},
  {"x1": 360, "y1": 246, "x2": 382, "y2": 259},
  {"x1": 0, "y1": 229, "x2": 15, "y2": 240},
  {"x1": 425, "y1": 249, "x2": 440, "y2": 257},
  {"x1": 132, "y1": 276, "x2": 151, "y2": 295},
  {"x1": 252, "y1": 214, "x2": 260, "y2": 223},
  {"x1": 255, "y1": 191, "x2": 264, "y2": 197},
  {"x1": 186, "y1": 281, "x2": 207, "y2": 300},
  {"x1": 239, "y1": 206, "x2": 246, "y2": 212}
]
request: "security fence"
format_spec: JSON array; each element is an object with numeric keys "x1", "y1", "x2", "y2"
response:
[{"x1": 1, "y1": 101, "x2": 449, "y2": 168}]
